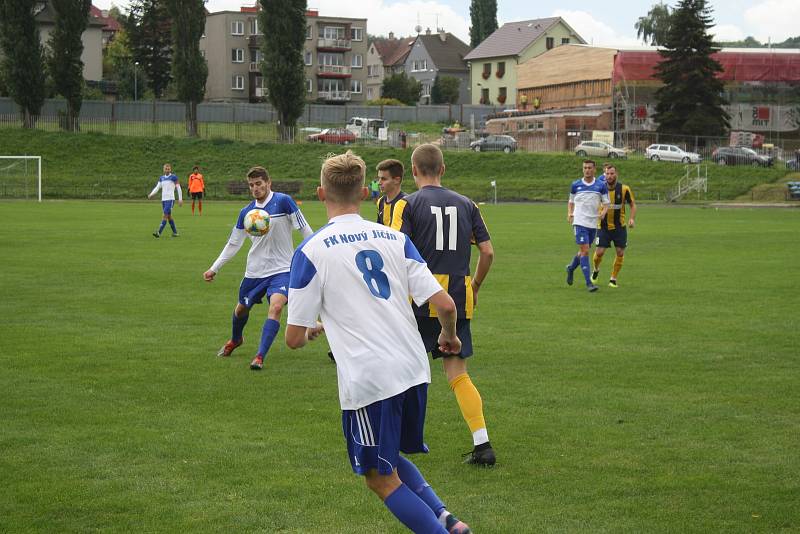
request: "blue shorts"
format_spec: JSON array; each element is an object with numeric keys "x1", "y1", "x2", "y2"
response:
[
  {"x1": 162, "y1": 200, "x2": 174, "y2": 215},
  {"x1": 598, "y1": 227, "x2": 627, "y2": 248},
  {"x1": 574, "y1": 225, "x2": 596, "y2": 246},
  {"x1": 238, "y1": 272, "x2": 290, "y2": 309},
  {"x1": 416, "y1": 317, "x2": 473, "y2": 359},
  {"x1": 343, "y1": 383, "x2": 429, "y2": 476}
]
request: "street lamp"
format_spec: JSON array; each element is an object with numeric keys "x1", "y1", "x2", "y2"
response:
[{"x1": 134, "y1": 61, "x2": 139, "y2": 101}]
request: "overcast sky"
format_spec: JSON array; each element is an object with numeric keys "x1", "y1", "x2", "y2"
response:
[{"x1": 92, "y1": 0, "x2": 800, "y2": 47}]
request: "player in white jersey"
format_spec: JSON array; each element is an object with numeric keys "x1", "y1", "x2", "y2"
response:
[
  {"x1": 203, "y1": 166, "x2": 313, "y2": 371},
  {"x1": 147, "y1": 163, "x2": 183, "y2": 238},
  {"x1": 285, "y1": 151, "x2": 472, "y2": 534},
  {"x1": 566, "y1": 159, "x2": 610, "y2": 292}
]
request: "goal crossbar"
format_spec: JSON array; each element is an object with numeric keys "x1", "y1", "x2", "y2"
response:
[{"x1": 0, "y1": 156, "x2": 42, "y2": 202}]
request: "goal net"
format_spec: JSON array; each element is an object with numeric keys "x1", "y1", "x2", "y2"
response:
[{"x1": 0, "y1": 156, "x2": 42, "y2": 201}]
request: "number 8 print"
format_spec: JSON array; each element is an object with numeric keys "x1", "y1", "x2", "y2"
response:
[{"x1": 355, "y1": 250, "x2": 391, "y2": 299}]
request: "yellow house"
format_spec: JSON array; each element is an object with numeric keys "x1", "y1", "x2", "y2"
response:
[{"x1": 464, "y1": 17, "x2": 585, "y2": 107}]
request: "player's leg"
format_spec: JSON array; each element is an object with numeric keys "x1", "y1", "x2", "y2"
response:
[
  {"x1": 593, "y1": 231, "x2": 610, "y2": 282},
  {"x1": 155, "y1": 202, "x2": 170, "y2": 237},
  {"x1": 218, "y1": 278, "x2": 264, "y2": 357},
  {"x1": 609, "y1": 229, "x2": 627, "y2": 287},
  {"x1": 167, "y1": 213, "x2": 178, "y2": 236},
  {"x1": 198, "y1": 193, "x2": 203, "y2": 215},
  {"x1": 250, "y1": 273, "x2": 289, "y2": 370},
  {"x1": 565, "y1": 226, "x2": 581, "y2": 285}
]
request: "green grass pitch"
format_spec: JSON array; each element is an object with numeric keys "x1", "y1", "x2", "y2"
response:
[{"x1": 1, "y1": 199, "x2": 798, "y2": 532}]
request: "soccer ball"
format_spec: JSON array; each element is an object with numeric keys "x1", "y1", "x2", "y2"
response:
[{"x1": 243, "y1": 209, "x2": 270, "y2": 236}]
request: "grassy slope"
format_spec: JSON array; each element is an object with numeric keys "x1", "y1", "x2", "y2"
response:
[
  {"x1": 0, "y1": 129, "x2": 790, "y2": 202},
  {"x1": 0, "y1": 200, "x2": 799, "y2": 532}
]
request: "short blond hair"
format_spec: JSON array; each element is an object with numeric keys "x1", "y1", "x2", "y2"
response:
[
  {"x1": 411, "y1": 144, "x2": 444, "y2": 178},
  {"x1": 321, "y1": 150, "x2": 365, "y2": 203}
]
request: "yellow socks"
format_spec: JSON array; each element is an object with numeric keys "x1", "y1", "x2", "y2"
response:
[
  {"x1": 612, "y1": 255, "x2": 624, "y2": 279},
  {"x1": 592, "y1": 251, "x2": 602, "y2": 271},
  {"x1": 449, "y1": 373, "x2": 486, "y2": 434}
]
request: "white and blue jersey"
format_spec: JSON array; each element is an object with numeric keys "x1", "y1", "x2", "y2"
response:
[
  {"x1": 209, "y1": 191, "x2": 312, "y2": 279},
  {"x1": 569, "y1": 177, "x2": 610, "y2": 229},
  {"x1": 287, "y1": 213, "x2": 443, "y2": 411},
  {"x1": 149, "y1": 174, "x2": 183, "y2": 202}
]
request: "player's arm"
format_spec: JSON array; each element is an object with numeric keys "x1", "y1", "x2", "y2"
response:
[
  {"x1": 203, "y1": 227, "x2": 246, "y2": 281},
  {"x1": 148, "y1": 181, "x2": 161, "y2": 199},
  {"x1": 627, "y1": 189, "x2": 637, "y2": 228},
  {"x1": 598, "y1": 188, "x2": 610, "y2": 219},
  {"x1": 176, "y1": 180, "x2": 183, "y2": 205},
  {"x1": 428, "y1": 290, "x2": 461, "y2": 355},
  {"x1": 392, "y1": 198, "x2": 409, "y2": 232},
  {"x1": 472, "y1": 239, "x2": 494, "y2": 308},
  {"x1": 287, "y1": 199, "x2": 314, "y2": 238},
  {"x1": 567, "y1": 198, "x2": 575, "y2": 224},
  {"x1": 285, "y1": 247, "x2": 323, "y2": 349},
  {"x1": 285, "y1": 321, "x2": 324, "y2": 349}
]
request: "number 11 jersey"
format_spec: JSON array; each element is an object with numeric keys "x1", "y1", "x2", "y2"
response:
[{"x1": 393, "y1": 186, "x2": 491, "y2": 319}]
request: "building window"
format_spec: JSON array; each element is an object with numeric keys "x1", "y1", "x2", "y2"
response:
[
  {"x1": 421, "y1": 83, "x2": 431, "y2": 97},
  {"x1": 498, "y1": 86, "x2": 507, "y2": 104},
  {"x1": 546, "y1": 37, "x2": 554, "y2": 49},
  {"x1": 249, "y1": 18, "x2": 259, "y2": 35},
  {"x1": 496, "y1": 61, "x2": 505, "y2": 78},
  {"x1": 412, "y1": 59, "x2": 428, "y2": 72},
  {"x1": 482, "y1": 62, "x2": 491, "y2": 79},
  {"x1": 367, "y1": 87, "x2": 373, "y2": 99},
  {"x1": 481, "y1": 88, "x2": 489, "y2": 104},
  {"x1": 324, "y1": 26, "x2": 345, "y2": 40},
  {"x1": 352, "y1": 79, "x2": 362, "y2": 93},
  {"x1": 232, "y1": 75, "x2": 244, "y2": 90},
  {"x1": 351, "y1": 27, "x2": 363, "y2": 41},
  {"x1": 200, "y1": 50, "x2": 205, "y2": 57},
  {"x1": 232, "y1": 48, "x2": 244, "y2": 63},
  {"x1": 562, "y1": 37, "x2": 570, "y2": 45},
  {"x1": 252, "y1": 49, "x2": 263, "y2": 63},
  {"x1": 306, "y1": 79, "x2": 312, "y2": 93},
  {"x1": 306, "y1": 25, "x2": 312, "y2": 39},
  {"x1": 351, "y1": 54, "x2": 362, "y2": 68},
  {"x1": 305, "y1": 51, "x2": 313, "y2": 66},
  {"x1": 318, "y1": 52, "x2": 344, "y2": 66},
  {"x1": 231, "y1": 21, "x2": 244, "y2": 35}
]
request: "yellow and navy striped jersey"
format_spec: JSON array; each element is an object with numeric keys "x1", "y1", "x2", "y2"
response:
[
  {"x1": 376, "y1": 191, "x2": 407, "y2": 227},
  {"x1": 601, "y1": 182, "x2": 634, "y2": 230},
  {"x1": 396, "y1": 185, "x2": 490, "y2": 319}
]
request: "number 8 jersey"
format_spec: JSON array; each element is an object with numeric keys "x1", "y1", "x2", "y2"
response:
[
  {"x1": 392, "y1": 186, "x2": 491, "y2": 319},
  {"x1": 287, "y1": 213, "x2": 444, "y2": 410}
]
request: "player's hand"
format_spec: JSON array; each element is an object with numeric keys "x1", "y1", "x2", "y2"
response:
[
  {"x1": 203, "y1": 270, "x2": 216, "y2": 282},
  {"x1": 628, "y1": 218, "x2": 635, "y2": 228},
  {"x1": 179, "y1": 201, "x2": 184, "y2": 207},
  {"x1": 307, "y1": 321, "x2": 325, "y2": 341},
  {"x1": 567, "y1": 214, "x2": 574, "y2": 224},
  {"x1": 437, "y1": 331, "x2": 462, "y2": 355}
]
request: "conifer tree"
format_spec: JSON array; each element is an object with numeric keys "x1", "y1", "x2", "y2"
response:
[
  {"x1": 653, "y1": 0, "x2": 729, "y2": 136},
  {"x1": 469, "y1": 0, "x2": 497, "y2": 48},
  {"x1": 0, "y1": 0, "x2": 46, "y2": 128},
  {"x1": 48, "y1": 0, "x2": 91, "y2": 131},
  {"x1": 166, "y1": 0, "x2": 207, "y2": 136},
  {"x1": 125, "y1": 0, "x2": 172, "y2": 98}
]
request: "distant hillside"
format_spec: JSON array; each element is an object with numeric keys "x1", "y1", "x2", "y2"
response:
[{"x1": 716, "y1": 36, "x2": 800, "y2": 48}]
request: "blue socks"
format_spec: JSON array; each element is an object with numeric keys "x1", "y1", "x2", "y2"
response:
[
  {"x1": 157, "y1": 220, "x2": 167, "y2": 235},
  {"x1": 257, "y1": 318, "x2": 280, "y2": 358},
  {"x1": 169, "y1": 219, "x2": 177, "y2": 234},
  {"x1": 384, "y1": 483, "x2": 447, "y2": 534},
  {"x1": 568, "y1": 255, "x2": 580, "y2": 271},
  {"x1": 397, "y1": 456, "x2": 446, "y2": 518},
  {"x1": 231, "y1": 311, "x2": 248, "y2": 342},
  {"x1": 580, "y1": 255, "x2": 592, "y2": 286}
]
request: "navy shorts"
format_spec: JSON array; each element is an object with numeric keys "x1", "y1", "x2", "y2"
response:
[
  {"x1": 238, "y1": 272, "x2": 290, "y2": 309},
  {"x1": 416, "y1": 317, "x2": 473, "y2": 359},
  {"x1": 574, "y1": 225, "x2": 596, "y2": 246},
  {"x1": 162, "y1": 200, "x2": 174, "y2": 215},
  {"x1": 343, "y1": 383, "x2": 429, "y2": 476},
  {"x1": 191, "y1": 191, "x2": 204, "y2": 200},
  {"x1": 597, "y1": 227, "x2": 628, "y2": 248}
]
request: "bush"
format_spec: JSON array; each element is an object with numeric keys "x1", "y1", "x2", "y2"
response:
[{"x1": 366, "y1": 97, "x2": 406, "y2": 106}]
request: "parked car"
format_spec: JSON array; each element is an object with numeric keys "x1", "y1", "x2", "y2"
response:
[
  {"x1": 470, "y1": 135, "x2": 517, "y2": 153},
  {"x1": 711, "y1": 146, "x2": 773, "y2": 167},
  {"x1": 574, "y1": 141, "x2": 627, "y2": 159},
  {"x1": 645, "y1": 144, "x2": 702, "y2": 163},
  {"x1": 306, "y1": 128, "x2": 356, "y2": 145},
  {"x1": 785, "y1": 158, "x2": 799, "y2": 171}
]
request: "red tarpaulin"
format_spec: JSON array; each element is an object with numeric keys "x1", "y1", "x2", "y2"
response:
[{"x1": 612, "y1": 50, "x2": 800, "y2": 84}]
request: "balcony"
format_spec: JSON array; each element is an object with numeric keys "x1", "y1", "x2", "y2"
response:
[
  {"x1": 317, "y1": 37, "x2": 351, "y2": 51},
  {"x1": 318, "y1": 90, "x2": 351, "y2": 102},
  {"x1": 254, "y1": 87, "x2": 267, "y2": 98},
  {"x1": 318, "y1": 65, "x2": 351, "y2": 78},
  {"x1": 249, "y1": 62, "x2": 261, "y2": 73}
]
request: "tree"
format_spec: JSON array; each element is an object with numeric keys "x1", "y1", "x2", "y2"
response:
[
  {"x1": 381, "y1": 72, "x2": 421, "y2": 106},
  {"x1": 259, "y1": 0, "x2": 307, "y2": 140},
  {"x1": 431, "y1": 75, "x2": 460, "y2": 104},
  {"x1": 125, "y1": 0, "x2": 172, "y2": 98},
  {"x1": 104, "y1": 29, "x2": 146, "y2": 100},
  {"x1": 635, "y1": 2, "x2": 672, "y2": 46},
  {"x1": 48, "y1": 0, "x2": 91, "y2": 131},
  {"x1": 469, "y1": 0, "x2": 498, "y2": 48},
  {"x1": 653, "y1": 0, "x2": 729, "y2": 137},
  {"x1": 0, "y1": 0, "x2": 46, "y2": 128},
  {"x1": 166, "y1": 0, "x2": 207, "y2": 137}
]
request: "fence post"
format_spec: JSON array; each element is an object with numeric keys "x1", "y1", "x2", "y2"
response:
[
  {"x1": 460, "y1": 104, "x2": 464, "y2": 124},
  {"x1": 110, "y1": 101, "x2": 116, "y2": 135}
]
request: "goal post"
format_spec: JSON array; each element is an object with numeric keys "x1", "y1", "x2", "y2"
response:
[{"x1": 0, "y1": 156, "x2": 42, "y2": 202}]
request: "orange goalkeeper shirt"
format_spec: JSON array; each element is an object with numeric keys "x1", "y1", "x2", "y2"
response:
[{"x1": 188, "y1": 173, "x2": 205, "y2": 193}]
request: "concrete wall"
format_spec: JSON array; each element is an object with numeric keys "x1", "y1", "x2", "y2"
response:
[{"x1": 37, "y1": 24, "x2": 103, "y2": 82}]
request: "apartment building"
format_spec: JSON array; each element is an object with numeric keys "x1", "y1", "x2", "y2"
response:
[{"x1": 201, "y1": 7, "x2": 368, "y2": 103}]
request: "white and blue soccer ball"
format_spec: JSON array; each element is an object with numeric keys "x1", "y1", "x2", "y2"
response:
[{"x1": 243, "y1": 208, "x2": 270, "y2": 237}]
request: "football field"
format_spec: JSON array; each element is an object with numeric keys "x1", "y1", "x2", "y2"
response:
[{"x1": 1, "y1": 200, "x2": 798, "y2": 533}]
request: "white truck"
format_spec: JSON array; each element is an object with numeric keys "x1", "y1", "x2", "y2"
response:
[{"x1": 346, "y1": 117, "x2": 389, "y2": 140}]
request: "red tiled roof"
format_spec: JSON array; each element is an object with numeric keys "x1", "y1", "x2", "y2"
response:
[{"x1": 89, "y1": 5, "x2": 120, "y2": 32}]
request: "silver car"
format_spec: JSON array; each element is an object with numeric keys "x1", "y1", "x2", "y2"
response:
[
  {"x1": 645, "y1": 144, "x2": 702, "y2": 163},
  {"x1": 574, "y1": 141, "x2": 627, "y2": 159}
]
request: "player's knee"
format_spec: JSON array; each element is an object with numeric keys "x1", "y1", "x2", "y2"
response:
[
  {"x1": 234, "y1": 304, "x2": 249, "y2": 318},
  {"x1": 364, "y1": 472, "x2": 400, "y2": 500}
]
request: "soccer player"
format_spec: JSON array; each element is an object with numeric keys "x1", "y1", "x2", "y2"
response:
[
  {"x1": 597, "y1": 162, "x2": 611, "y2": 183},
  {"x1": 188, "y1": 166, "x2": 205, "y2": 215},
  {"x1": 566, "y1": 160, "x2": 610, "y2": 292},
  {"x1": 147, "y1": 163, "x2": 183, "y2": 238},
  {"x1": 375, "y1": 158, "x2": 406, "y2": 226},
  {"x1": 203, "y1": 166, "x2": 313, "y2": 371},
  {"x1": 394, "y1": 144, "x2": 497, "y2": 466},
  {"x1": 285, "y1": 150, "x2": 472, "y2": 534},
  {"x1": 592, "y1": 164, "x2": 636, "y2": 288}
]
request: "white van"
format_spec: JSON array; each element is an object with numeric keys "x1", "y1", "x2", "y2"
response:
[{"x1": 346, "y1": 117, "x2": 389, "y2": 139}]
